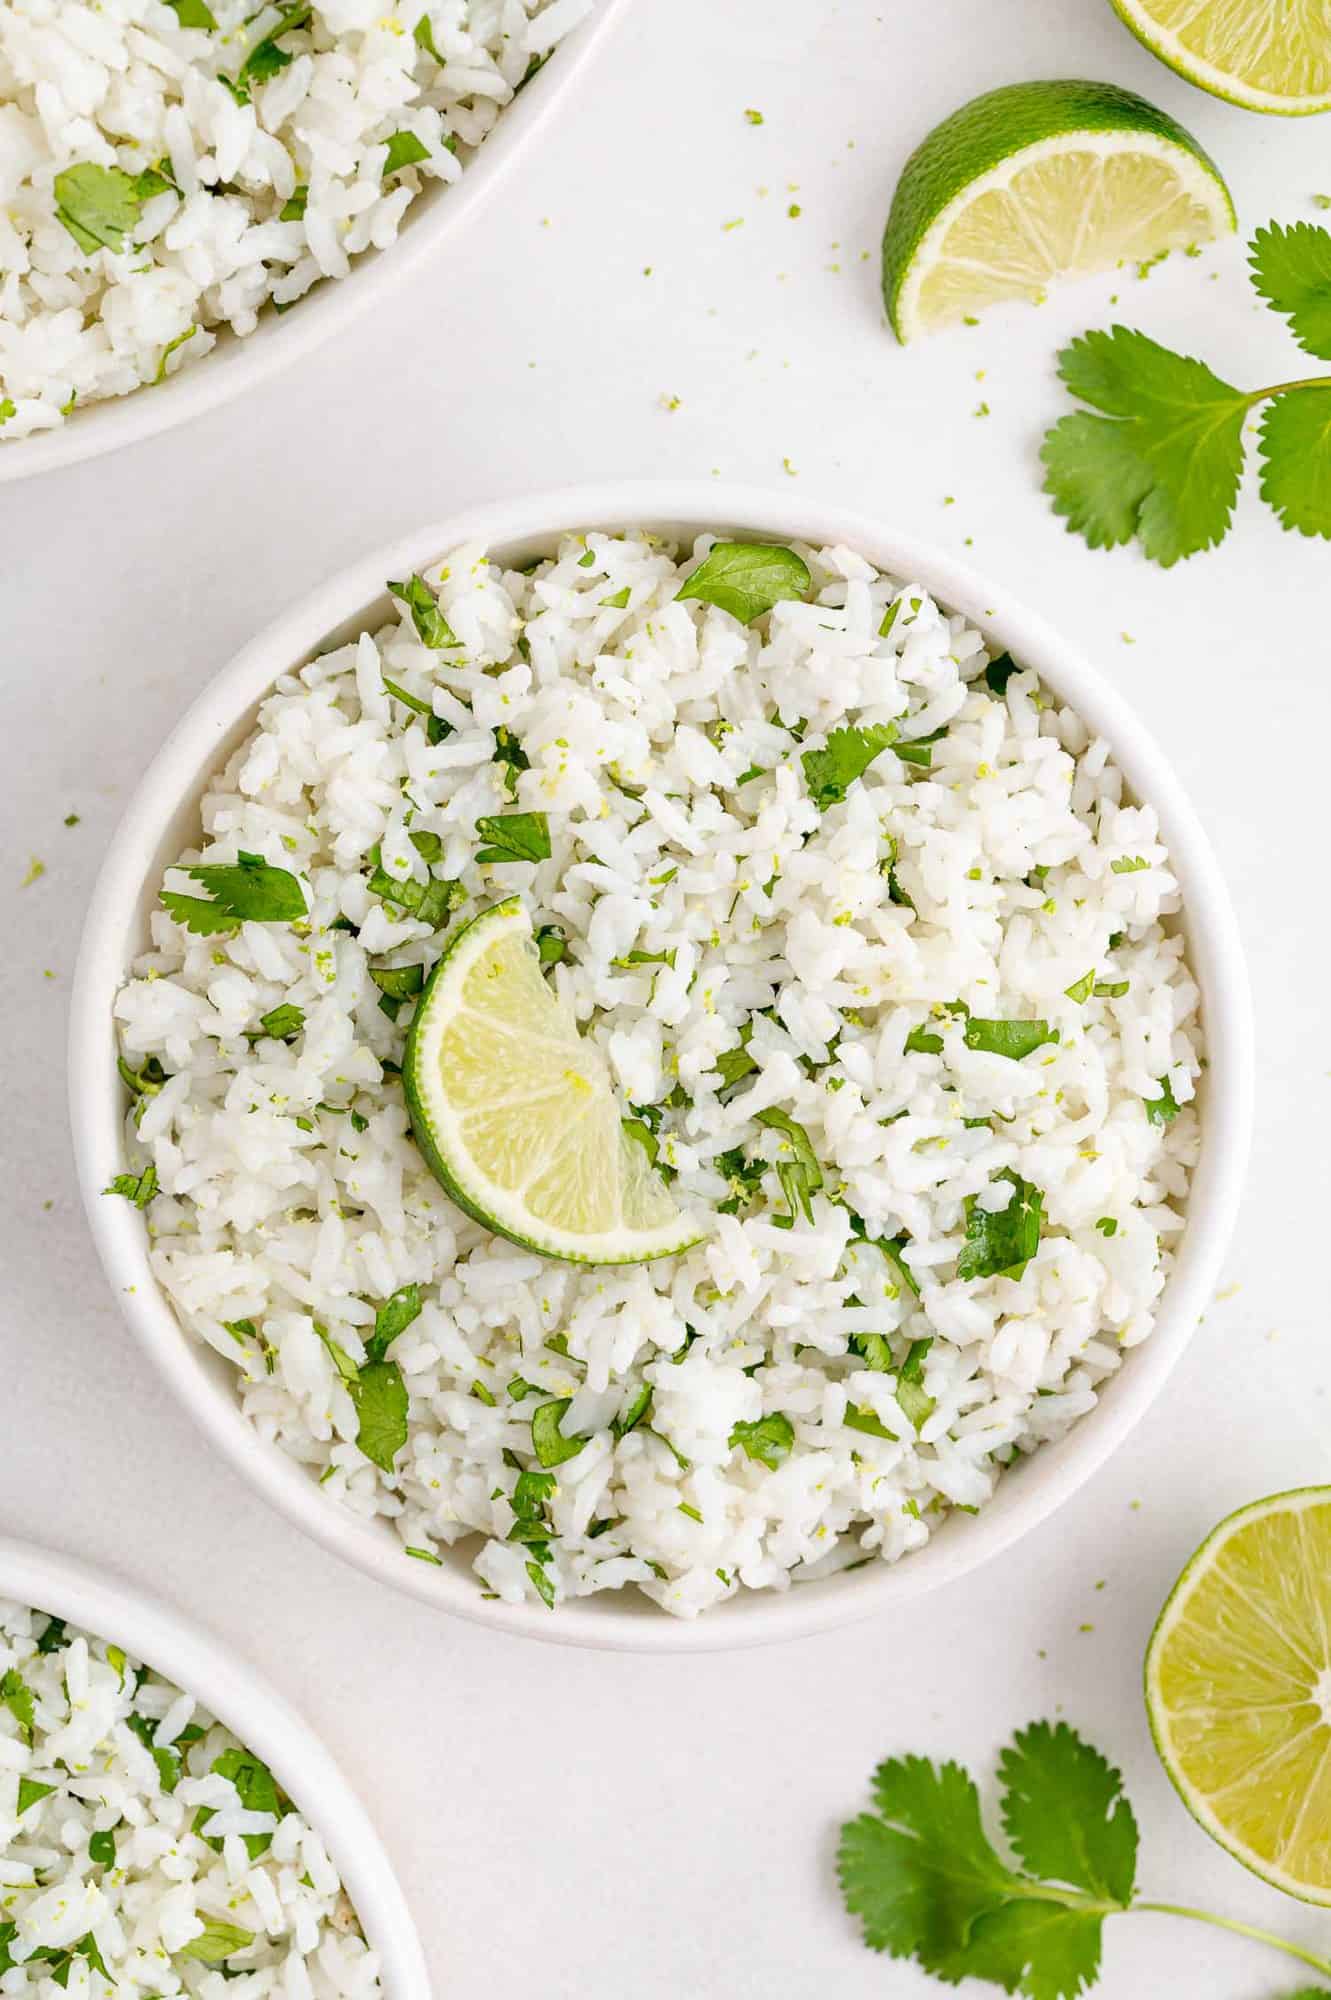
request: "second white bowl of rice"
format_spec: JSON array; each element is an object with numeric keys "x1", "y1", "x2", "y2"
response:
[
  {"x1": 69, "y1": 481, "x2": 1254, "y2": 1652},
  {"x1": 0, "y1": 1537, "x2": 428, "y2": 1999}
]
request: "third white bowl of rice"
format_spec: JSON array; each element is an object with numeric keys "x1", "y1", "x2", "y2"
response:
[{"x1": 69, "y1": 481, "x2": 1254, "y2": 1651}]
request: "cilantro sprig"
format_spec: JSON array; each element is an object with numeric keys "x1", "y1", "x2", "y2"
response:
[
  {"x1": 1042, "y1": 222, "x2": 1331, "y2": 565},
  {"x1": 840, "y1": 1721, "x2": 1331, "y2": 1996},
  {"x1": 161, "y1": 850, "x2": 306, "y2": 935}
]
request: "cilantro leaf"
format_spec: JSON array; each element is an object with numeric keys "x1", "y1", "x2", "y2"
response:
[
  {"x1": 958, "y1": 1169, "x2": 1043, "y2": 1282},
  {"x1": 1144, "y1": 1075, "x2": 1179, "y2": 1125},
  {"x1": 1, "y1": 1670, "x2": 34, "y2": 1741},
  {"x1": 475, "y1": 812, "x2": 550, "y2": 865},
  {"x1": 531, "y1": 1397, "x2": 585, "y2": 1467},
  {"x1": 236, "y1": 3, "x2": 310, "y2": 91},
  {"x1": 838, "y1": 1755, "x2": 1027, "y2": 1981},
  {"x1": 414, "y1": 10, "x2": 443, "y2": 59},
  {"x1": 350, "y1": 1360, "x2": 409, "y2": 1473},
  {"x1": 729, "y1": 1411, "x2": 795, "y2": 1468},
  {"x1": 166, "y1": 0, "x2": 218, "y2": 23},
  {"x1": 104, "y1": 1163, "x2": 157, "y2": 1208},
  {"x1": 754, "y1": 1107, "x2": 823, "y2": 1227},
  {"x1": 1250, "y1": 222, "x2": 1331, "y2": 360},
  {"x1": 369, "y1": 961, "x2": 425, "y2": 1002},
  {"x1": 998, "y1": 1722, "x2": 1137, "y2": 1905},
  {"x1": 676, "y1": 541, "x2": 811, "y2": 623},
  {"x1": 1041, "y1": 328, "x2": 1247, "y2": 566},
  {"x1": 87, "y1": 1828, "x2": 117, "y2": 1866},
  {"x1": 382, "y1": 130, "x2": 430, "y2": 178},
  {"x1": 125, "y1": 1711, "x2": 180, "y2": 1791},
  {"x1": 802, "y1": 723, "x2": 899, "y2": 809},
  {"x1": 179, "y1": 1919, "x2": 255, "y2": 1964},
  {"x1": 251, "y1": 1002, "x2": 303, "y2": 1042},
  {"x1": 388, "y1": 572, "x2": 458, "y2": 649},
  {"x1": 195, "y1": 1748, "x2": 283, "y2": 1860},
  {"x1": 986, "y1": 652, "x2": 1020, "y2": 696},
  {"x1": 16, "y1": 1777, "x2": 54, "y2": 1819},
  {"x1": 535, "y1": 923, "x2": 566, "y2": 964},
  {"x1": 895, "y1": 1338, "x2": 934, "y2": 1432},
  {"x1": 162, "y1": 849, "x2": 306, "y2": 933},
  {"x1": 963, "y1": 1017, "x2": 1055, "y2": 1061},
  {"x1": 1258, "y1": 388, "x2": 1331, "y2": 539},
  {"x1": 366, "y1": 1282, "x2": 421, "y2": 1363},
  {"x1": 366, "y1": 860, "x2": 463, "y2": 928},
  {"x1": 962, "y1": 1900, "x2": 1107, "y2": 2000},
  {"x1": 53, "y1": 164, "x2": 149, "y2": 256},
  {"x1": 713, "y1": 1019, "x2": 757, "y2": 1088}
]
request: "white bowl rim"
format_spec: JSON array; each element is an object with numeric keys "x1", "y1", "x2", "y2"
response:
[
  {"x1": 0, "y1": 1534, "x2": 430, "y2": 2000},
  {"x1": 0, "y1": 0, "x2": 625, "y2": 487},
  {"x1": 68, "y1": 478, "x2": 1256, "y2": 1653}
]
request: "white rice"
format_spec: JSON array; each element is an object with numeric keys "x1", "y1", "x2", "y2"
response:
[
  {"x1": 0, "y1": 1601, "x2": 381, "y2": 1997},
  {"x1": 112, "y1": 531, "x2": 1203, "y2": 1619},
  {"x1": 0, "y1": 0, "x2": 588, "y2": 437}
]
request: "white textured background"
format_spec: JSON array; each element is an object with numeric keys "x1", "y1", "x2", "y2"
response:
[{"x1": 3, "y1": 1, "x2": 1331, "y2": 1993}]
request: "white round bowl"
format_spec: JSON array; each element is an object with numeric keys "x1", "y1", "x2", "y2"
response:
[
  {"x1": 0, "y1": 1535, "x2": 429, "y2": 1999},
  {"x1": 0, "y1": 0, "x2": 623, "y2": 486},
  {"x1": 69, "y1": 480, "x2": 1255, "y2": 1652}
]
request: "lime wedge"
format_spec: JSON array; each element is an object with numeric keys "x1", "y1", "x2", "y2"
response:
[
  {"x1": 882, "y1": 80, "x2": 1235, "y2": 340},
  {"x1": 1146, "y1": 1488, "x2": 1331, "y2": 1903},
  {"x1": 403, "y1": 897, "x2": 703, "y2": 1265},
  {"x1": 1110, "y1": 0, "x2": 1331, "y2": 116}
]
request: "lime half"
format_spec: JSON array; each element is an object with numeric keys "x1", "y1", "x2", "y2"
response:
[
  {"x1": 882, "y1": 80, "x2": 1235, "y2": 340},
  {"x1": 403, "y1": 897, "x2": 702, "y2": 1265},
  {"x1": 1146, "y1": 1488, "x2": 1331, "y2": 1903},
  {"x1": 1110, "y1": 0, "x2": 1331, "y2": 116}
]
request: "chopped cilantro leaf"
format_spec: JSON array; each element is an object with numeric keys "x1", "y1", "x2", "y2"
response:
[
  {"x1": 179, "y1": 1919, "x2": 256, "y2": 1964},
  {"x1": 250, "y1": 1002, "x2": 304, "y2": 1042},
  {"x1": 387, "y1": 572, "x2": 459, "y2": 649},
  {"x1": 531, "y1": 1398, "x2": 585, "y2": 1467},
  {"x1": 474, "y1": 811, "x2": 550, "y2": 865},
  {"x1": 104, "y1": 1163, "x2": 157, "y2": 1208},
  {"x1": 962, "y1": 1017, "x2": 1055, "y2": 1060},
  {"x1": 350, "y1": 1360, "x2": 409, "y2": 1473},
  {"x1": 895, "y1": 1338, "x2": 934, "y2": 1432},
  {"x1": 382, "y1": 129, "x2": 430, "y2": 177},
  {"x1": 676, "y1": 541, "x2": 811, "y2": 624},
  {"x1": 729, "y1": 1411, "x2": 794, "y2": 1468},
  {"x1": 755, "y1": 1107, "x2": 823, "y2": 1227},
  {"x1": 366, "y1": 1282, "x2": 421, "y2": 1363},
  {"x1": 162, "y1": 849, "x2": 306, "y2": 933},
  {"x1": 802, "y1": 723, "x2": 898, "y2": 810},
  {"x1": 1144, "y1": 1076, "x2": 1180, "y2": 1125},
  {"x1": 957, "y1": 1169, "x2": 1043, "y2": 1282}
]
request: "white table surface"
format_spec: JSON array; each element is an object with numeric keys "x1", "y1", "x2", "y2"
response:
[{"x1": 4, "y1": 2, "x2": 1331, "y2": 1994}]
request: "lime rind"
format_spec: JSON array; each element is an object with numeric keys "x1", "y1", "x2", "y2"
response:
[
  {"x1": 1109, "y1": 0, "x2": 1331, "y2": 117},
  {"x1": 403, "y1": 897, "x2": 704, "y2": 1266},
  {"x1": 882, "y1": 79, "x2": 1235, "y2": 340},
  {"x1": 1145, "y1": 1485, "x2": 1331, "y2": 1905}
]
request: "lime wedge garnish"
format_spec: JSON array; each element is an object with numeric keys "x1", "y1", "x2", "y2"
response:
[
  {"x1": 1146, "y1": 1487, "x2": 1331, "y2": 1903},
  {"x1": 1110, "y1": 0, "x2": 1331, "y2": 116},
  {"x1": 882, "y1": 79, "x2": 1235, "y2": 340},
  {"x1": 403, "y1": 897, "x2": 703, "y2": 1265}
]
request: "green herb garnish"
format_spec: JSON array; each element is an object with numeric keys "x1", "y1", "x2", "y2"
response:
[
  {"x1": 388, "y1": 572, "x2": 459, "y2": 649},
  {"x1": 676, "y1": 541, "x2": 811, "y2": 624},
  {"x1": 755, "y1": 1107, "x2": 823, "y2": 1227},
  {"x1": 474, "y1": 812, "x2": 551, "y2": 865},
  {"x1": 962, "y1": 1017, "x2": 1055, "y2": 1060},
  {"x1": 1042, "y1": 224, "x2": 1331, "y2": 566},
  {"x1": 802, "y1": 724, "x2": 898, "y2": 810},
  {"x1": 382, "y1": 130, "x2": 430, "y2": 177},
  {"x1": 161, "y1": 849, "x2": 305, "y2": 934},
  {"x1": 531, "y1": 1398, "x2": 585, "y2": 1468},
  {"x1": 957, "y1": 1169, "x2": 1043, "y2": 1282},
  {"x1": 729, "y1": 1411, "x2": 795, "y2": 1468}
]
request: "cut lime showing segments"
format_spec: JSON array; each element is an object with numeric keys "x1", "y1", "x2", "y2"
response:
[
  {"x1": 882, "y1": 80, "x2": 1235, "y2": 341},
  {"x1": 1146, "y1": 1488, "x2": 1331, "y2": 1903},
  {"x1": 403, "y1": 897, "x2": 703, "y2": 1265},
  {"x1": 1110, "y1": 0, "x2": 1331, "y2": 116}
]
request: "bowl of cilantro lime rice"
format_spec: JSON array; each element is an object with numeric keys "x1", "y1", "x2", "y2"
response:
[
  {"x1": 71, "y1": 482, "x2": 1253, "y2": 1650},
  {"x1": 0, "y1": 1536, "x2": 428, "y2": 1998},
  {"x1": 0, "y1": 0, "x2": 618, "y2": 481}
]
